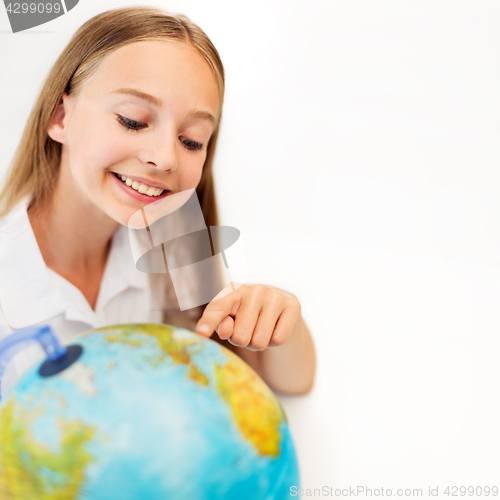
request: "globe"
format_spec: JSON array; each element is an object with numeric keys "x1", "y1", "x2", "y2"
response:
[{"x1": 0, "y1": 323, "x2": 300, "y2": 499}]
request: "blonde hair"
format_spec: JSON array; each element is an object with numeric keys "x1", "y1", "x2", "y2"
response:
[
  {"x1": 0, "y1": 5, "x2": 223, "y2": 222},
  {"x1": 0, "y1": 6, "x2": 231, "y2": 343}
]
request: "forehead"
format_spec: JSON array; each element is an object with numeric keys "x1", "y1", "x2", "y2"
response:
[{"x1": 79, "y1": 40, "x2": 220, "y2": 115}]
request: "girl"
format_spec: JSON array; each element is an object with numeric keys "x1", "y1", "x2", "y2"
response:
[{"x1": 0, "y1": 6, "x2": 316, "y2": 396}]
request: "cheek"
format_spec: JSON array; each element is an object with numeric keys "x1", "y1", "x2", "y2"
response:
[
  {"x1": 180, "y1": 160, "x2": 205, "y2": 190},
  {"x1": 71, "y1": 127, "x2": 130, "y2": 177}
]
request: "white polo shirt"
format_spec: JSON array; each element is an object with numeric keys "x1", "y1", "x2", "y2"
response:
[{"x1": 0, "y1": 193, "x2": 167, "y2": 395}]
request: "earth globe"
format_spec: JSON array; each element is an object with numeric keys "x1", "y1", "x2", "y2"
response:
[{"x1": 0, "y1": 323, "x2": 299, "y2": 499}]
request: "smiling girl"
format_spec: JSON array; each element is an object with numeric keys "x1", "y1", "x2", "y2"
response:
[{"x1": 0, "y1": 6, "x2": 316, "y2": 396}]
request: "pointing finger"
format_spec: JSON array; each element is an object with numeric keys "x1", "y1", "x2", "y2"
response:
[{"x1": 195, "y1": 288, "x2": 240, "y2": 337}]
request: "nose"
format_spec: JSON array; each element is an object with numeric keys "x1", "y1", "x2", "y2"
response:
[{"x1": 139, "y1": 131, "x2": 179, "y2": 173}]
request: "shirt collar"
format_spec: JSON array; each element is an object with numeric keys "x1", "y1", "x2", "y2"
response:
[
  {"x1": 0, "y1": 194, "x2": 148, "y2": 329},
  {"x1": 109, "y1": 222, "x2": 148, "y2": 290}
]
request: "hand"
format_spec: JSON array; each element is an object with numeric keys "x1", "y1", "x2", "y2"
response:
[{"x1": 195, "y1": 283, "x2": 301, "y2": 351}]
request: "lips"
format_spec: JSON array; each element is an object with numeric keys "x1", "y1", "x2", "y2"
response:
[
  {"x1": 111, "y1": 171, "x2": 170, "y2": 202},
  {"x1": 112, "y1": 171, "x2": 170, "y2": 191}
]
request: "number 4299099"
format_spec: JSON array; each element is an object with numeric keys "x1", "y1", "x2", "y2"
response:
[
  {"x1": 444, "y1": 486, "x2": 498, "y2": 496},
  {"x1": 5, "y1": 3, "x2": 62, "y2": 14}
]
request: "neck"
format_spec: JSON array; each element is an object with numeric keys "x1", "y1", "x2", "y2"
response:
[{"x1": 28, "y1": 175, "x2": 119, "y2": 278}]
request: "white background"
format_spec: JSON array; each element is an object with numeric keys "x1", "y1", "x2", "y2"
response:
[{"x1": 1, "y1": 0, "x2": 500, "y2": 494}]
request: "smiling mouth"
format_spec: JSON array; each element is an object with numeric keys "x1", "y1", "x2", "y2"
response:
[{"x1": 113, "y1": 172, "x2": 165, "y2": 197}]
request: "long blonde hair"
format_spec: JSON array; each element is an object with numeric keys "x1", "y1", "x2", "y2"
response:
[
  {"x1": 0, "y1": 6, "x2": 229, "y2": 339},
  {"x1": 0, "y1": 6, "x2": 224, "y2": 222}
]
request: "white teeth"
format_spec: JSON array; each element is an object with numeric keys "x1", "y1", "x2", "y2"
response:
[{"x1": 115, "y1": 173, "x2": 164, "y2": 197}]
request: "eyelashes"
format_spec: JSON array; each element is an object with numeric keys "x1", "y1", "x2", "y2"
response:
[
  {"x1": 181, "y1": 137, "x2": 204, "y2": 151},
  {"x1": 117, "y1": 115, "x2": 145, "y2": 131},
  {"x1": 116, "y1": 115, "x2": 204, "y2": 151}
]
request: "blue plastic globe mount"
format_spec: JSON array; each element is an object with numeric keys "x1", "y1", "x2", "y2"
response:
[{"x1": 0, "y1": 324, "x2": 83, "y2": 400}]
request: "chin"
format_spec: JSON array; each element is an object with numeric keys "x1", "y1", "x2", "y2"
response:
[{"x1": 97, "y1": 201, "x2": 135, "y2": 228}]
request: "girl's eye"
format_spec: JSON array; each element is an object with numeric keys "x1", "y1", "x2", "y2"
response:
[
  {"x1": 180, "y1": 137, "x2": 204, "y2": 151},
  {"x1": 117, "y1": 115, "x2": 147, "y2": 131},
  {"x1": 117, "y1": 115, "x2": 203, "y2": 151}
]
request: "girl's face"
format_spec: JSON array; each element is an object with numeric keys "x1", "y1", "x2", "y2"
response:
[{"x1": 48, "y1": 40, "x2": 220, "y2": 225}]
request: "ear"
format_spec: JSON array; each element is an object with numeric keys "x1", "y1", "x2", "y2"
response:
[{"x1": 47, "y1": 92, "x2": 70, "y2": 144}]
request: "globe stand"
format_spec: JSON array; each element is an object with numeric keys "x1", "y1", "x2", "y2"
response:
[
  {"x1": 0, "y1": 324, "x2": 81, "y2": 400},
  {"x1": 39, "y1": 344, "x2": 83, "y2": 377}
]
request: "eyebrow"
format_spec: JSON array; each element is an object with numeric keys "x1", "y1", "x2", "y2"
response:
[{"x1": 110, "y1": 88, "x2": 216, "y2": 124}]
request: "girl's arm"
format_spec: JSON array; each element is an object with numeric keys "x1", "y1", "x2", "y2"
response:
[{"x1": 196, "y1": 284, "x2": 317, "y2": 395}]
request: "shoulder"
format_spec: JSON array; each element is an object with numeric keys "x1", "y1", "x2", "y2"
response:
[
  {"x1": 0, "y1": 194, "x2": 66, "y2": 330},
  {"x1": 0, "y1": 194, "x2": 32, "y2": 222},
  {"x1": 0, "y1": 194, "x2": 33, "y2": 242}
]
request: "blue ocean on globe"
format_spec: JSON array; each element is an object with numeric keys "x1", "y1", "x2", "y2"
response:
[{"x1": 0, "y1": 323, "x2": 300, "y2": 499}]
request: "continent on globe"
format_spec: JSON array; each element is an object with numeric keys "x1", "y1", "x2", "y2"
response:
[{"x1": 0, "y1": 323, "x2": 300, "y2": 500}]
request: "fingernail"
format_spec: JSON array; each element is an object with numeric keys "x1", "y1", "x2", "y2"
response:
[{"x1": 197, "y1": 324, "x2": 211, "y2": 335}]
